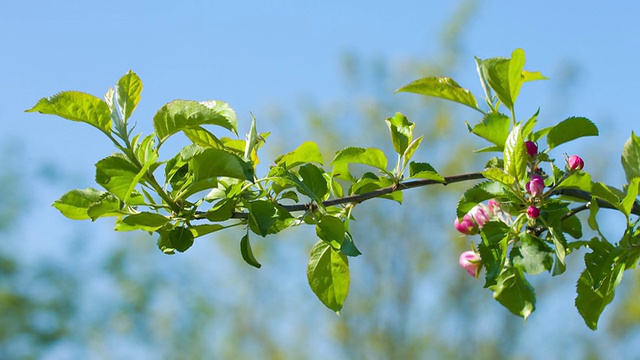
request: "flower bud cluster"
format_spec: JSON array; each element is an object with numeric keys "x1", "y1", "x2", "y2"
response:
[{"x1": 454, "y1": 202, "x2": 492, "y2": 235}]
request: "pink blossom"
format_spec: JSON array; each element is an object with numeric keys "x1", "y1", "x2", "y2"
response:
[
  {"x1": 454, "y1": 214, "x2": 478, "y2": 235},
  {"x1": 459, "y1": 251, "x2": 481, "y2": 277},
  {"x1": 567, "y1": 155, "x2": 584, "y2": 171},
  {"x1": 525, "y1": 175, "x2": 545, "y2": 197},
  {"x1": 527, "y1": 206, "x2": 540, "y2": 219},
  {"x1": 469, "y1": 205, "x2": 491, "y2": 228},
  {"x1": 487, "y1": 199, "x2": 500, "y2": 213},
  {"x1": 525, "y1": 141, "x2": 538, "y2": 157}
]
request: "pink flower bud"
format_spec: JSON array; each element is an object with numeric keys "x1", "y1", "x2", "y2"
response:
[
  {"x1": 487, "y1": 199, "x2": 500, "y2": 213},
  {"x1": 459, "y1": 251, "x2": 481, "y2": 277},
  {"x1": 454, "y1": 214, "x2": 478, "y2": 235},
  {"x1": 527, "y1": 205, "x2": 540, "y2": 219},
  {"x1": 525, "y1": 175, "x2": 545, "y2": 197},
  {"x1": 525, "y1": 141, "x2": 538, "y2": 157},
  {"x1": 567, "y1": 155, "x2": 584, "y2": 171},
  {"x1": 469, "y1": 204, "x2": 490, "y2": 228}
]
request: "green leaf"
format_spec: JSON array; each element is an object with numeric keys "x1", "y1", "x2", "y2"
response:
[
  {"x1": 482, "y1": 167, "x2": 515, "y2": 187},
  {"x1": 503, "y1": 124, "x2": 527, "y2": 183},
  {"x1": 183, "y1": 126, "x2": 225, "y2": 149},
  {"x1": 269, "y1": 166, "x2": 322, "y2": 203},
  {"x1": 562, "y1": 214, "x2": 583, "y2": 239},
  {"x1": 331, "y1": 147, "x2": 388, "y2": 171},
  {"x1": 479, "y1": 222, "x2": 509, "y2": 287},
  {"x1": 402, "y1": 135, "x2": 424, "y2": 169},
  {"x1": 86, "y1": 192, "x2": 122, "y2": 220},
  {"x1": 116, "y1": 70, "x2": 142, "y2": 121},
  {"x1": 206, "y1": 198, "x2": 236, "y2": 222},
  {"x1": 306, "y1": 241, "x2": 350, "y2": 314},
  {"x1": 95, "y1": 154, "x2": 142, "y2": 204},
  {"x1": 52, "y1": 188, "x2": 108, "y2": 220},
  {"x1": 555, "y1": 171, "x2": 592, "y2": 193},
  {"x1": 512, "y1": 233, "x2": 553, "y2": 275},
  {"x1": 522, "y1": 70, "x2": 549, "y2": 82},
  {"x1": 492, "y1": 266, "x2": 536, "y2": 320},
  {"x1": 470, "y1": 113, "x2": 510, "y2": 150},
  {"x1": 456, "y1": 181, "x2": 504, "y2": 218},
  {"x1": 385, "y1": 112, "x2": 414, "y2": 155},
  {"x1": 508, "y1": 48, "x2": 526, "y2": 106},
  {"x1": 274, "y1": 141, "x2": 324, "y2": 169},
  {"x1": 26, "y1": 91, "x2": 112, "y2": 133},
  {"x1": 590, "y1": 182, "x2": 620, "y2": 210},
  {"x1": 298, "y1": 164, "x2": 329, "y2": 200},
  {"x1": 621, "y1": 177, "x2": 640, "y2": 217},
  {"x1": 248, "y1": 200, "x2": 280, "y2": 237},
  {"x1": 240, "y1": 234, "x2": 262, "y2": 268},
  {"x1": 575, "y1": 269, "x2": 616, "y2": 330},
  {"x1": 115, "y1": 212, "x2": 169, "y2": 232},
  {"x1": 588, "y1": 198, "x2": 601, "y2": 233},
  {"x1": 191, "y1": 148, "x2": 254, "y2": 182},
  {"x1": 396, "y1": 76, "x2": 482, "y2": 113},
  {"x1": 621, "y1": 131, "x2": 640, "y2": 183},
  {"x1": 546, "y1": 117, "x2": 598, "y2": 149},
  {"x1": 169, "y1": 226, "x2": 195, "y2": 253},
  {"x1": 408, "y1": 162, "x2": 445, "y2": 182},
  {"x1": 188, "y1": 224, "x2": 224, "y2": 238},
  {"x1": 482, "y1": 57, "x2": 513, "y2": 109},
  {"x1": 341, "y1": 232, "x2": 362, "y2": 257},
  {"x1": 316, "y1": 215, "x2": 345, "y2": 250},
  {"x1": 153, "y1": 100, "x2": 238, "y2": 143}
]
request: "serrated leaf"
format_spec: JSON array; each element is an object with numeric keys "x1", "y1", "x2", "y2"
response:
[
  {"x1": 191, "y1": 148, "x2": 254, "y2": 182},
  {"x1": 482, "y1": 56, "x2": 513, "y2": 110},
  {"x1": 546, "y1": 117, "x2": 598, "y2": 149},
  {"x1": 385, "y1": 112, "x2": 414, "y2": 155},
  {"x1": 26, "y1": 91, "x2": 112, "y2": 133},
  {"x1": 402, "y1": 135, "x2": 424, "y2": 169},
  {"x1": 555, "y1": 172, "x2": 593, "y2": 193},
  {"x1": 307, "y1": 241, "x2": 350, "y2": 314},
  {"x1": 341, "y1": 232, "x2": 362, "y2": 257},
  {"x1": 471, "y1": 113, "x2": 510, "y2": 149},
  {"x1": 331, "y1": 147, "x2": 388, "y2": 171},
  {"x1": 512, "y1": 233, "x2": 554, "y2": 275},
  {"x1": 188, "y1": 224, "x2": 224, "y2": 238},
  {"x1": 575, "y1": 269, "x2": 616, "y2": 330},
  {"x1": 116, "y1": 70, "x2": 142, "y2": 121},
  {"x1": 52, "y1": 188, "x2": 108, "y2": 220},
  {"x1": 503, "y1": 124, "x2": 527, "y2": 182},
  {"x1": 275, "y1": 141, "x2": 323, "y2": 169},
  {"x1": 240, "y1": 234, "x2": 262, "y2": 268},
  {"x1": 482, "y1": 167, "x2": 515, "y2": 187},
  {"x1": 95, "y1": 154, "x2": 142, "y2": 203},
  {"x1": 408, "y1": 162, "x2": 445, "y2": 182},
  {"x1": 492, "y1": 266, "x2": 536, "y2": 320},
  {"x1": 396, "y1": 76, "x2": 482, "y2": 112},
  {"x1": 298, "y1": 163, "x2": 328, "y2": 200},
  {"x1": 248, "y1": 200, "x2": 280, "y2": 237},
  {"x1": 316, "y1": 215, "x2": 345, "y2": 250},
  {"x1": 153, "y1": 100, "x2": 237, "y2": 143},
  {"x1": 508, "y1": 48, "x2": 526, "y2": 105},
  {"x1": 621, "y1": 131, "x2": 640, "y2": 183},
  {"x1": 87, "y1": 192, "x2": 122, "y2": 220},
  {"x1": 115, "y1": 212, "x2": 169, "y2": 232},
  {"x1": 183, "y1": 126, "x2": 225, "y2": 149}
]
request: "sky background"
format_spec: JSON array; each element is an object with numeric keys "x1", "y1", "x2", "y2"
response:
[{"x1": 2, "y1": 0, "x2": 640, "y2": 358}]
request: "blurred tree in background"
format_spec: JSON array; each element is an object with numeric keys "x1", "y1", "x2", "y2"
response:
[{"x1": 2, "y1": 1, "x2": 640, "y2": 359}]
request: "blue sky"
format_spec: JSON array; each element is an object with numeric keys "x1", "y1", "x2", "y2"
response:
[{"x1": 3, "y1": 0, "x2": 640, "y2": 356}]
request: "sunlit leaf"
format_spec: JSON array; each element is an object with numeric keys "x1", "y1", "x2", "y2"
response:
[
  {"x1": 115, "y1": 212, "x2": 169, "y2": 232},
  {"x1": 26, "y1": 91, "x2": 112, "y2": 133},
  {"x1": 298, "y1": 163, "x2": 329, "y2": 200},
  {"x1": 385, "y1": 112, "x2": 414, "y2": 155},
  {"x1": 191, "y1": 148, "x2": 254, "y2": 182},
  {"x1": 307, "y1": 241, "x2": 350, "y2": 314},
  {"x1": 546, "y1": 117, "x2": 598, "y2": 149},
  {"x1": 316, "y1": 215, "x2": 345, "y2": 250},
  {"x1": 408, "y1": 162, "x2": 445, "y2": 182},
  {"x1": 52, "y1": 188, "x2": 108, "y2": 220},
  {"x1": 116, "y1": 70, "x2": 142, "y2": 121},
  {"x1": 396, "y1": 76, "x2": 482, "y2": 112},
  {"x1": 621, "y1": 131, "x2": 640, "y2": 183},
  {"x1": 470, "y1": 112, "x2": 510, "y2": 149},
  {"x1": 331, "y1": 147, "x2": 388, "y2": 171},
  {"x1": 503, "y1": 124, "x2": 527, "y2": 183},
  {"x1": 275, "y1": 141, "x2": 324, "y2": 169},
  {"x1": 153, "y1": 99, "x2": 238, "y2": 143}
]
